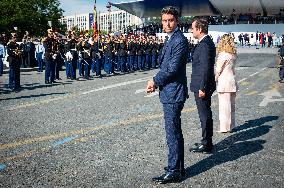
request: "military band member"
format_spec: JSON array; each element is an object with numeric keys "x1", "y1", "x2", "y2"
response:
[
  {"x1": 137, "y1": 38, "x2": 145, "y2": 70},
  {"x1": 77, "y1": 35, "x2": 85, "y2": 78},
  {"x1": 104, "y1": 36, "x2": 115, "y2": 74},
  {"x1": 127, "y1": 36, "x2": 136, "y2": 71},
  {"x1": 146, "y1": 37, "x2": 154, "y2": 69},
  {"x1": 43, "y1": 29, "x2": 57, "y2": 84},
  {"x1": 35, "y1": 38, "x2": 45, "y2": 72},
  {"x1": 7, "y1": 33, "x2": 22, "y2": 91},
  {"x1": 82, "y1": 36, "x2": 91, "y2": 79},
  {"x1": 90, "y1": 35, "x2": 102, "y2": 77},
  {"x1": 118, "y1": 38, "x2": 127, "y2": 72},
  {"x1": 151, "y1": 37, "x2": 159, "y2": 68}
]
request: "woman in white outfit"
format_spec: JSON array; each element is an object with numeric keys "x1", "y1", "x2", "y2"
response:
[{"x1": 215, "y1": 34, "x2": 238, "y2": 133}]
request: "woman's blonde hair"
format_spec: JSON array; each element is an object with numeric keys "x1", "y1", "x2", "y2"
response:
[{"x1": 217, "y1": 34, "x2": 237, "y2": 54}]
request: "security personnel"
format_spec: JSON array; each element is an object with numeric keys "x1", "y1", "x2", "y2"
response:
[{"x1": 7, "y1": 33, "x2": 22, "y2": 91}]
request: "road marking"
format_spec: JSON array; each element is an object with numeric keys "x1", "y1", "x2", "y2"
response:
[
  {"x1": 249, "y1": 67, "x2": 267, "y2": 77},
  {"x1": 144, "y1": 91, "x2": 159, "y2": 98},
  {"x1": 0, "y1": 164, "x2": 6, "y2": 171},
  {"x1": 82, "y1": 77, "x2": 152, "y2": 95},
  {"x1": 135, "y1": 88, "x2": 146, "y2": 94},
  {"x1": 236, "y1": 67, "x2": 249, "y2": 70},
  {"x1": 259, "y1": 89, "x2": 284, "y2": 106},
  {"x1": 245, "y1": 91, "x2": 258, "y2": 95},
  {"x1": 52, "y1": 135, "x2": 79, "y2": 147},
  {"x1": 237, "y1": 78, "x2": 248, "y2": 83},
  {"x1": 3, "y1": 76, "x2": 153, "y2": 111}
]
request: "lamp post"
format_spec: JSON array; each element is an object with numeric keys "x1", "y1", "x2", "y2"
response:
[{"x1": 106, "y1": 2, "x2": 112, "y2": 34}]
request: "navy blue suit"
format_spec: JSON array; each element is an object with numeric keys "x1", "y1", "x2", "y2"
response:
[
  {"x1": 190, "y1": 35, "x2": 216, "y2": 147},
  {"x1": 153, "y1": 28, "x2": 188, "y2": 173}
]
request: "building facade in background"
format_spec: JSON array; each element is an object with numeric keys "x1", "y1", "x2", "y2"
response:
[
  {"x1": 59, "y1": 13, "x2": 94, "y2": 31},
  {"x1": 98, "y1": 10, "x2": 142, "y2": 33},
  {"x1": 59, "y1": 10, "x2": 142, "y2": 33}
]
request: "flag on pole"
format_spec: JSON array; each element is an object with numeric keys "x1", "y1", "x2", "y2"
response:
[{"x1": 93, "y1": 0, "x2": 98, "y2": 36}]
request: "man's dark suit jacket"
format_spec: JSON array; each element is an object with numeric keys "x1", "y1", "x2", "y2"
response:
[
  {"x1": 190, "y1": 35, "x2": 216, "y2": 93},
  {"x1": 153, "y1": 28, "x2": 189, "y2": 104}
]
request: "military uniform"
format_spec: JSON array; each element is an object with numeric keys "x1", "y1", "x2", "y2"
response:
[
  {"x1": 43, "y1": 36, "x2": 56, "y2": 84},
  {"x1": 104, "y1": 40, "x2": 114, "y2": 74},
  {"x1": 7, "y1": 35, "x2": 22, "y2": 90},
  {"x1": 127, "y1": 38, "x2": 136, "y2": 71},
  {"x1": 90, "y1": 38, "x2": 102, "y2": 77}
]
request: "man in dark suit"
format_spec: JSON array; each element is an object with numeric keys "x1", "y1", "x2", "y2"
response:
[
  {"x1": 147, "y1": 6, "x2": 188, "y2": 184},
  {"x1": 190, "y1": 17, "x2": 216, "y2": 153}
]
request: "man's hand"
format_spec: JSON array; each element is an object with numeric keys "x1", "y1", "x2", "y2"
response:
[
  {"x1": 146, "y1": 80, "x2": 156, "y2": 93},
  {"x1": 199, "y1": 89, "x2": 205, "y2": 98}
]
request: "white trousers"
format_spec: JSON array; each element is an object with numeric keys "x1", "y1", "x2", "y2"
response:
[{"x1": 218, "y1": 92, "x2": 236, "y2": 132}]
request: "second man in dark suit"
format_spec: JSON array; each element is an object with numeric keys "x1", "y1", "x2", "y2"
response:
[{"x1": 190, "y1": 17, "x2": 216, "y2": 153}]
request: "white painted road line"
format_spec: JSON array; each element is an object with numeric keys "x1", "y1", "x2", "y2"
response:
[
  {"x1": 82, "y1": 76, "x2": 152, "y2": 95},
  {"x1": 135, "y1": 88, "x2": 146, "y2": 94},
  {"x1": 249, "y1": 67, "x2": 267, "y2": 77},
  {"x1": 144, "y1": 91, "x2": 159, "y2": 98}
]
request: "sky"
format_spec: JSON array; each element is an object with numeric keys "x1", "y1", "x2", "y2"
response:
[{"x1": 59, "y1": 0, "x2": 122, "y2": 16}]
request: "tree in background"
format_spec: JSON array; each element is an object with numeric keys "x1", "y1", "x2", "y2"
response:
[{"x1": 0, "y1": 0, "x2": 65, "y2": 37}]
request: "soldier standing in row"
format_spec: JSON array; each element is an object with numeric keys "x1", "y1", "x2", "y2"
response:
[
  {"x1": 7, "y1": 33, "x2": 22, "y2": 91},
  {"x1": 90, "y1": 35, "x2": 102, "y2": 77},
  {"x1": 43, "y1": 29, "x2": 56, "y2": 84},
  {"x1": 127, "y1": 36, "x2": 136, "y2": 72}
]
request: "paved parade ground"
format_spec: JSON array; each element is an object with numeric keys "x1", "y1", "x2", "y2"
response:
[{"x1": 0, "y1": 48, "x2": 283, "y2": 187}]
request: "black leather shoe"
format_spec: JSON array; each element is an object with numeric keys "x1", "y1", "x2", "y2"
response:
[
  {"x1": 190, "y1": 144, "x2": 213, "y2": 154},
  {"x1": 152, "y1": 172, "x2": 181, "y2": 184},
  {"x1": 164, "y1": 167, "x2": 186, "y2": 176},
  {"x1": 45, "y1": 81, "x2": 50, "y2": 84}
]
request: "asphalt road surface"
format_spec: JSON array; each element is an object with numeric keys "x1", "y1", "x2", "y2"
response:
[{"x1": 0, "y1": 48, "x2": 283, "y2": 187}]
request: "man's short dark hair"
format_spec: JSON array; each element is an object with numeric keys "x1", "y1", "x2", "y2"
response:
[
  {"x1": 192, "y1": 17, "x2": 209, "y2": 34},
  {"x1": 161, "y1": 6, "x2": 180, "y2": 20}
]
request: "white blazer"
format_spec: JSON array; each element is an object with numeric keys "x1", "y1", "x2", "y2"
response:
[{"x1": 215, "y1": 51, "x2": 238, "y2": 92}]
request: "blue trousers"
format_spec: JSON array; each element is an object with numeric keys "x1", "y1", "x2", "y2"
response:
[
  {"x1": 119, "y1": 56, "x2": 127, "y2": 72},
  {"x1": 151, "y1": 54, "x2": 157, "y2": 68},
  {"x1": 128, "y1": 55, "x2": 135, "y2": 71},
  {"x1": 50, "y1": 60, "x2": 55, "y2": 82},
  {"x1": 92, "y1": 59, "x2": 101, "y2": 76},
  {"x1": 163, "y1": 102, "x2": 185, "y2": 172},
  {"x1": 279, "y1": 67, "x2": 284, "y2": 80},
  {"x1": 71, "y1": 60, "x2": 77, "y2": 79},
  {"x1": 78, "y1": 60, "x2": 84, "y2": 77},
  {"x1": 45, "y1": 60, "x2": 52, "y2": 82},
  {"x1": 84, "y1": 59, "x2": 91, "y2": 78},
  {"x1": 9, "y1": 64, "x2": 20, "y2": 89},
  {"x1": 145, "y1": 54, "x2": 151, "y2": 69},
  {"x1": 36, "y1": 53, "x2": 43, "y2": 72},
  {"x1": 104, "y1": 57, "x2": 113, "y2": 74},
  {"x1": 65, "y1": 61, "x2": 71, "y2": 78},
  {"x1": 0, "y1": 57, "x2": 3, "y2": 76},
  {"x1": 137, "y1": 55, "x2": 144, "y2": 70}
]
